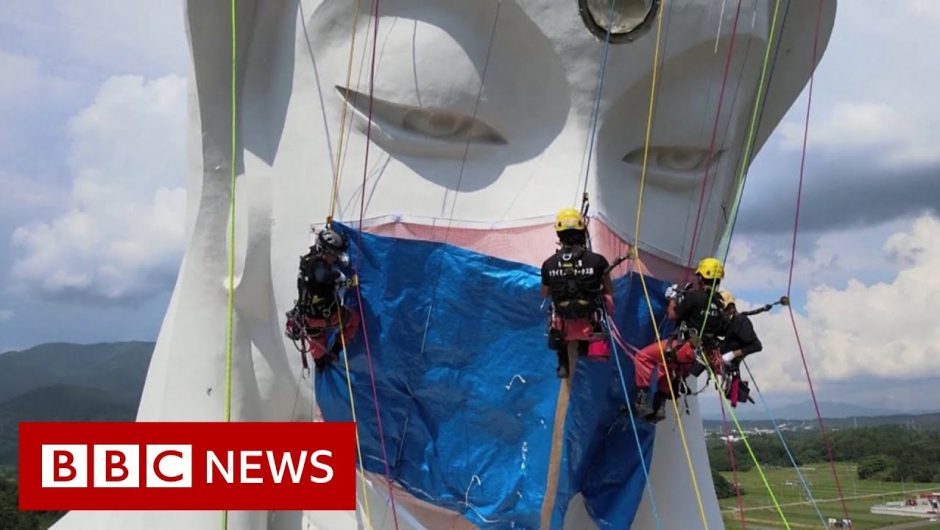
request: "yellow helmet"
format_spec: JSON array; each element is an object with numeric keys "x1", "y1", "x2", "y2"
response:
[
  {"x1": 554, "y1": 208, "x2": 585, "y2": 232},
  {"x1": 695, "y1": 257, "x2": 725, "y2": 280},
  {"x1": 719, "y1": 290, "x2": 736, "y2": 308}
]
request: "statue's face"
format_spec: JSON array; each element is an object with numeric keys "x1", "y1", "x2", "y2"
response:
[{"x1": 286, "y1": 0, "x2": 771, "y2": 268}]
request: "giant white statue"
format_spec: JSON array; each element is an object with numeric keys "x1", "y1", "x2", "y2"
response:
[{"x1": 53, "y1": 0, "x2": 835, "y2": 529}]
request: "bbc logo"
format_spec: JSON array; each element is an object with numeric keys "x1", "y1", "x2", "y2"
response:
[
  {"x1": 41, "y1": 444, "x2": 193, "y2": 488},
  {"x1": 19, "y1": 422, "x2": 356, "y2": 511}
]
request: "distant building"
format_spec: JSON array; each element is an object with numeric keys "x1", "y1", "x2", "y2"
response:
[{"x1": 871, "y1": 492, "x2": 940, "y2": 519}]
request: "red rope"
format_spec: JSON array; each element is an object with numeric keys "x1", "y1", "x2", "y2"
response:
[
  {"x1": 785, "y1": 0, "x2": 849, "y2": 520},
  {"x1": 683, "y1": 0, "x2": 744, "y2": 279},
  {"x1": 718, "y1": 392, "x2": 747, "y2": 529},
  {"x1": 608, "y1": 318, "x2": 638, "y2": 361},
  {"x1": 353, "y1": 1, "x2": 400, "y2": 526}
]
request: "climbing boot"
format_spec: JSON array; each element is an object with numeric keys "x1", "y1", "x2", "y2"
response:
[{"x1": 634, "y1": 388, "x2": 655, "y2": 419}]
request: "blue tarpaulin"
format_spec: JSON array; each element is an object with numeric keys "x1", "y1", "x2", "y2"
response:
[{"x1": 315, "y1": 224, "x2": 670, "y2": 529}]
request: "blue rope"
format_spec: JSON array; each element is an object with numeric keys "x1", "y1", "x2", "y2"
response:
[
  {"x1": 743, "y1": 360, "x2": 827, "y2": 529},
  {"x1": 604, "y1": 309, "x2": 665, "y2": 530},
  {"x1": 577, "y1": 0, "x2": 617, "y2": 200}
]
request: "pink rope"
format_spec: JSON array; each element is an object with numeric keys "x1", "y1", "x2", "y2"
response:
[
  {"x1": 352, "y1": 1, "x2": 400, "y2": 526},
  {"x1": 784, "y1": 0, "x2": 849, "y2": 519},
  {"x1": 683, "y1": 0, "x2": 745, "y2": 281}
]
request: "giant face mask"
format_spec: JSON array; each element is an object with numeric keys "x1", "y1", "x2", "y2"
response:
[{"x1": 52, "y1": 1, "x2": 835, "y2": 529}]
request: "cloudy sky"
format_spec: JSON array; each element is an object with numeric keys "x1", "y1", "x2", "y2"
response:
[{"x1": 0, "y1": 1, "x2": 937, "y2": 413}]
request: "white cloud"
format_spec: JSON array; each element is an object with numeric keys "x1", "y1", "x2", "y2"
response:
[
  {"x1": 0, "y1": 50, "x2": 42, "y2": 102},
  {"x1": 9, "y1": 74, "x2": 188, "y2": 303},
  {"x1": 778, "y1": 101, "x2": 940, "y2": 168},
  {"x1": 0, "y1": 49, "x2": 77, "y2": 106},
  {"x1": 740, "y1": 215, "x2": 940, "y2": 392},
  {"x1": 56, "y1": 1, "x2": 186, "y2": 75},
  {"x1": 724, "y1": 217, "x2": 912, "y2": 294},
  {"x1": 0, "y1": 171, "x2": 68, "y2": 222},
  {"x1": 911, "y1": 0, "x2": 940, "y2": 20},
  {"x1": 0, "y1": 1, "x2": 187, "y2": 78}
]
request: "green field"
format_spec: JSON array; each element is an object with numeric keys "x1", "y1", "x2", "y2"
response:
[{"x1": 719, "y1": 463, "x2": 940, "y2": 529}]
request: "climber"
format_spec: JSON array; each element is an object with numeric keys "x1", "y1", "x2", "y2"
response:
[
  {"x1": 285, "y1": 227, "x2": 360, "y2": 373},
  {"x1": 540, "y1": 208, "x2": 613, "y2": 379},
  {"x1": 717, "y1": 290, "x2": 762, "y2": 407},
  {"x1": 717, "y1": 290, "x2": 763, "y2": 367},
  {"x1": 632, "y1": 257, "x2": 729, "y2": 422}
]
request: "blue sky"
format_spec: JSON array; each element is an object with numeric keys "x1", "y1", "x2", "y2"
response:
[{"x1": 1, "y1": 0, "x2": 938, "y2": 412}]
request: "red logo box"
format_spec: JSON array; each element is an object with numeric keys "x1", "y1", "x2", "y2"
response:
[{"x1": 18, "y1": 422, "x2": 356, "y2": 511}]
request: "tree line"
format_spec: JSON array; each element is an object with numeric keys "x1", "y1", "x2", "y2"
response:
[{"x1": 708, "y1": 425, "x2": 940, "y2": 483}]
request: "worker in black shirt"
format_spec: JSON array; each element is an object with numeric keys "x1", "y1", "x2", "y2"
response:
[
  {"x1": 717, "y1": 290, "x2": 763, "y2": 367},
  {"x1": 541, "y1": 208, "x2": 612, "y2": 379},
  {"x1": 632, "y1": 257, "x2": 728, "y2": 421},
  {"x1": 285, "y1": 228, "x2": 360, "y2": 372}
]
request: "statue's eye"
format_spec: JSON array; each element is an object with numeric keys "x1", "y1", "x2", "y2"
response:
[
  {"x1": 623, "y1": 146, "x2": 724, "y2": 189},
  {"x1": 336, "y1": 86, "x2": 507, "y2": 158}
]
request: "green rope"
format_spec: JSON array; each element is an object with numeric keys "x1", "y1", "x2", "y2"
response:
[
  {"x1": 225, "y1": 0, "x2": 237, "y2": 426},
  {"x1": 717, "y1": 0, "x2": 784, "y2": 256},
  {"x1": 694, "y1": 1, "x2": 793, "y2": 527},
  {"x1": 222, "y1": 0, "x2": 238, "y2": 528}
]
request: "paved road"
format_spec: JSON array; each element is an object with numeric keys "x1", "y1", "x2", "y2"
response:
[
  {"x1": 734, "y1": 487, "x2": 939, "y2": 512},
  {"x1": 879, "y1": 519, "x2": 940, "y2": 530}
]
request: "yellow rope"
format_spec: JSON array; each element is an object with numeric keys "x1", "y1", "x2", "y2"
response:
[
  {"x1": 686, "y1": 0, "x2": 792, "y2": 525},
  {"x1": 225, "y1": 0, "x2": 238, "y2": 426},
  {"x1": 698, "y1": 335, "x2": 791, "y2": 529},
  {"x1": 629, "y1": 1, "x2": 711, "y2": 527},
  {"x1": 634, "y1": 276, "x2": 711, "y2": 529},
  {"x1": 223, "y1": 2, "x2": 238, "y2": 530},
  {"x1": 336, "y1": 304, "x2": 375, "y2": 529},
  {"x1": 327, "y1": 0, "x2": 363, "y2": 222}
]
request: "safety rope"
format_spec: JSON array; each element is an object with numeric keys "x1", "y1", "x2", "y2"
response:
[
  {"x1": 625, "y1": 1, "x2": 713, "y2": 528},
  {"x1": 699, "y1": 0, "x2": 844, "y2": 525},
  {"x1": 717, "y1": 0, "x2": 787, "y2": 257},
  {"x1": 720, "y1": 0, "x2": 793, "y2": 253},
  {"x1": 407, "y1": 6, "x2": 503, "y2": 519},
  {"x1": 604, "y1": 265, "x2": 664, "y2": 530},
  {"x1": 717, "y1": 391, "x2": 747, "y2": 529},
  {"x1": 694, "y1": 306, "x2": 791, "y2": 528},
  {"x1": 336, "y1": 308, "x2": 375, "y2": 528},
  {"x1": 433, "y1": 0, "x2": 502, "y2": 246},
  {"x1": 783, "y1": 0, "x2": 849, "y2": 519},
  {"x1": 353, "y1": 2, "x2": 401, "y2": 527},
  {"x1": 683, "y1": 0, "x2": 744, "y2": 277},
  {"x1": 682, "y1": 3, "x2": 796, "y2": 524},
  {"x1": 222, "y1": 0, "x2": 238, "y2": 527},
  {"x1": 743, "y1": 361, "x2": 828, "y2": 528},
  {"x1": 327, "y1": 0, "x2": 363, "y2": 223},
  {"x1": 633, "y1": 278, "x2": 711, "y2": 528},
  {"x1": 575, "y1": 0, "x2": 616, "y2": 202}
]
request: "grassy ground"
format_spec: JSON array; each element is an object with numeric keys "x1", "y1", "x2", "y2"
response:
[{"x1": 719, "y1": 463, "x2": 940, "y2": 529}]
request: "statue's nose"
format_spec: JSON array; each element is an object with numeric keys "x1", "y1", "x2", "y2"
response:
[{"x1": 578, "y1": 0, "x2": 660, "y2": 43}]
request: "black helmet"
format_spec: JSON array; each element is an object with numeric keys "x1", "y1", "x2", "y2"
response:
[{"x1": 316, "y1": 228, "x2": 347, "y2": 255}]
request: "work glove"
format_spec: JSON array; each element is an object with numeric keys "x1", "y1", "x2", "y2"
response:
[
  {"x1": 721, "y1": 351, "x2": 737, "y2": 366},
  {"x1": 665, "y1": 284, "x2": 679, "y2": 300}
]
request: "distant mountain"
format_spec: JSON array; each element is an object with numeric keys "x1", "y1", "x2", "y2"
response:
[
  {"x1": 0, "y1": 341, "x2": 154, "y2": 468},
  {"x1": 702, "y1": 400, "x2": 907, "y2": 422},
  {"x1": 0, "y1": 341, "x2": 154, "y2": 404},
  {"x1": 0, "y1": 384, "x2": 138, "y2": 466}
]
